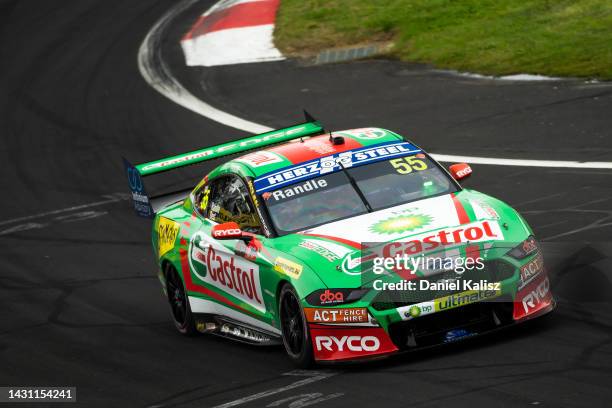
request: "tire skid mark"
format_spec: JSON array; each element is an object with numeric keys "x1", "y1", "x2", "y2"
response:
[
  {"x1": 212, "y1": 371, "x2": 338, "y2": 408},
  {"x1": 145, "y1": 370, "x2": 340, "y2": 408},
  {"x1": 0, "y1": 193, "x2": 129, "y2": 236}
]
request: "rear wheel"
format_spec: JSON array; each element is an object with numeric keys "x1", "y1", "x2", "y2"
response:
[
  {"x1": 164, "y1": 263, "x2": 195, "y2": 335},
  {"x1": 279, "y1": 284, "x2": 313, "y2": 367}
]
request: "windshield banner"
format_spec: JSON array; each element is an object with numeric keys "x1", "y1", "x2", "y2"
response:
[{"x1": 254, "y1": 141, "x2": 421, "y2": 193}]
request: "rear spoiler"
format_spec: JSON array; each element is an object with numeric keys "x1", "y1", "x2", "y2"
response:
[{"x1": 123, "y1": 114, "x2": 324, "y2": 218}]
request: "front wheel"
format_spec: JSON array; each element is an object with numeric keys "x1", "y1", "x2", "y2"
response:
[
  {"x1": 164, "y1": 263, "x2": 196, "y2": 335},
  {"x1": 279, "y1": 284, "x2": 313, "y2": 367}
]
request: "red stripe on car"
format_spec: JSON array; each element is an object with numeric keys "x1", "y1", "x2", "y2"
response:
[
  {"x1": 452, "y1": 193, "x2": 480, "y2": 259},
  {"x1": 268, "y1": 134, "x2": 363, "y2": 164},
  {"x1": 451, "y1": 192, "x2": 470, "y2": 224}
]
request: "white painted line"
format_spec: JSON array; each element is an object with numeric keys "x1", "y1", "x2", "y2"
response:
[
  {"x1": 0, "y1": 211, "x2": 109, "y2": 237},
  {"x1": 212, "y1": 371, "x2": 337, "y2": 408},
  {"x1": 138, "y1": 0, "x2": 612, "y2": 170},
  {"x1": 452, "y1": 71, "x2": 561, "y2": 81},
  {"x1": 431, "y1": 154, "x2": 612, "y2": 169},
  {"x1": 0, "y1": 194, "x2": 126, "y2": 227},
  {"x1": 266, "y1": 392, "x2": 344, "y2": 407}
]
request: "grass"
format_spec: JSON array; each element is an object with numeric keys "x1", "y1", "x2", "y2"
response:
[{"x1": 275, "y1": 0, "x2": 612, "y2": 79}]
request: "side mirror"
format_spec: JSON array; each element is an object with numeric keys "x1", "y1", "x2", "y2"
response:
[
  {"x1": 449, "y1": 163, "x2": 472, "y2": 181},
  {"x1": 212, "y1": 222, "x2": 244, "y2": 240}
]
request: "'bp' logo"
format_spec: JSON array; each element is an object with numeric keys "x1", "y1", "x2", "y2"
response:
[
  {"x1": 408, "y1": 305, "x2": 421, "y2": 318},
  {"x1": 370, "y1": 212, "x2": 433, "y2": 235},
  {"x1": 402, "y1": 303, "x2": 433, "y2": 320}
]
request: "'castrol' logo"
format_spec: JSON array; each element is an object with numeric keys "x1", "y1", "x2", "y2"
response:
[
  {"x1": 315, "y1": 336, "x2": 381, "y2": 352},
  {"x1": 381, "y1": 220, "x2": 504, "y2": 258},
  {"x1": 189, "y1": 233, "x2": 265, "y2": 312}
]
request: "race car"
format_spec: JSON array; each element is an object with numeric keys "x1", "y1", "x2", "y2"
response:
[{"x1": 124, "y1": 114, "x2": 554, "y2": 366}]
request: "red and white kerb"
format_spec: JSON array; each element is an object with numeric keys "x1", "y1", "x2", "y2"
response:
[{"x1": 181, "y1": 0, "x2": 285, "y2": 67}]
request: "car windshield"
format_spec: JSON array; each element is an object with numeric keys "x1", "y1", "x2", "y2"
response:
[{"x1": 262, "y1": 153, "x2": 458, "y2": 235}]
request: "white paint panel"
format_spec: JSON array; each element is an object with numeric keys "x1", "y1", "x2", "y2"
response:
[
  {"x1": 431, "y1": 153, "x2": 612, "y2": 169},
  {"x1": 307, "y1": 194, "x2": 461, "y2": 243}
]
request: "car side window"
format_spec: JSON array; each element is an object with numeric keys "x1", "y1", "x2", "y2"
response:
[{"x1": 207, "y1": 176, "x2": 263, "y2": 234}]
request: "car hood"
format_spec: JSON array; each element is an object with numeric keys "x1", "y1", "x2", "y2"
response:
[{"x1": 281, "y1": 190, "x2": 531, "y2": 289}]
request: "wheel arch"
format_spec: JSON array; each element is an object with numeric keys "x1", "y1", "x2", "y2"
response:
[
  {"x1": 275, "y1": 279, "x2": 291, "y2": 307},
  {"x1": 159, "y1": 257, "x2": 183, "y2": 292}
]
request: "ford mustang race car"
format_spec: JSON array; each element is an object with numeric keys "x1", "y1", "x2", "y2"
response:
[{"x1": 124, "y1": 114, "x2": 554, "y2": 366}]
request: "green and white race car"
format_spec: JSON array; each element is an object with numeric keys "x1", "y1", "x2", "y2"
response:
[{"x1": 124, "y1": 115, "x2": 554, "y2": 366}]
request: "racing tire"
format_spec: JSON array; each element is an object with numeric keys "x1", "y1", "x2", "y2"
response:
[
  {"x1": 164, "y1": 263, "x2": 196, "y2": 336},
  {"x1": 279, "y1": 284, "x2": 313, "y2": 367}
]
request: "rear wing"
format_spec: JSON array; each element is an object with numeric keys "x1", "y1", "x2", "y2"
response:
[{"x1": 123, "y1": 115, "x2": 324, "y2": 218}]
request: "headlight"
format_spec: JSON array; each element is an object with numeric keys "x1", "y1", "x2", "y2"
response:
[
  {"x1": 306, "y1": 288, "x2": 369, "y2": 306},
  {"x1": 507, "y1": 235, "x2": 539, "y2": 259}
]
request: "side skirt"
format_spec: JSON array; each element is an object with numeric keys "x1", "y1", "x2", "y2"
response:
[{"x1": 188, "y1": 296, "x2": 281, "y2": 345}]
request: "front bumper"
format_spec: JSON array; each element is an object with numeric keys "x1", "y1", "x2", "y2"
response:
[{"x1": 309, "y1": 272, "x2": 554, "y2": 362}]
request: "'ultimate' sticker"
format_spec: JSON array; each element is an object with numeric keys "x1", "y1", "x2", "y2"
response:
[{"x1": 398, "y1": 288, "x2": 502, "y2": 320}]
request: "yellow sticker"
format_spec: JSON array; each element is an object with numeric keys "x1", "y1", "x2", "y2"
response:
[
  {"x1": 274, "y1": 257, "x2": 303, "y2": 279},
  {"x1": 158, "y1": 217, "x2": 180, "y2": 258}
]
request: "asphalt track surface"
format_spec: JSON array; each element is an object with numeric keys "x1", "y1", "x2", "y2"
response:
[{"x1": 1, "y1": 1, "x2": 611, "y2": 407}]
